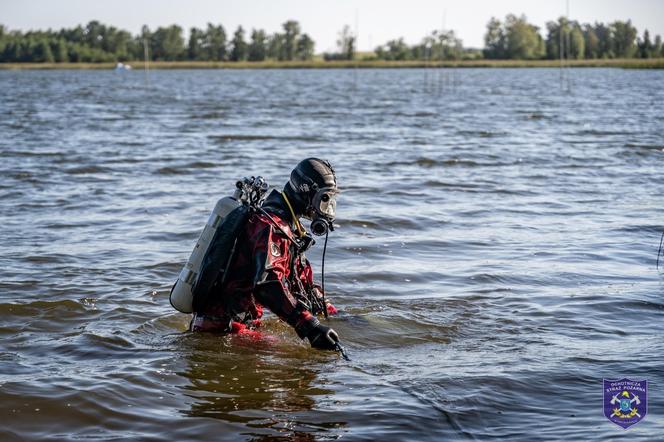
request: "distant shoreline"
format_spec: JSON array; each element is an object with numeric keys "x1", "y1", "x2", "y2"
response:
[{"x1": 2, "y1": 58, "x2": 663, "y2": 70}]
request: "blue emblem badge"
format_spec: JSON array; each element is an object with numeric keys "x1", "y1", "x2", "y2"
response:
[{"x1": 603, "y1": 378, "x2": 647, "y2": 429}]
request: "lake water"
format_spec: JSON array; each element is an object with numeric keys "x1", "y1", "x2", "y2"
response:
[{"x1": 1, "y1": 68, "x2": 663, "y2": 441}]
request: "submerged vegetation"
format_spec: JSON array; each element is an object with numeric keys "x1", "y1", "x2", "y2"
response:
[{"x1": 0, "y1": 15, "x2": 663, "y2": 65}]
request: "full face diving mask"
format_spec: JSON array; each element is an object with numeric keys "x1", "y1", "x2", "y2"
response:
[{"x1": 309, "y1": 187, "x2": 337, "y2": 236}]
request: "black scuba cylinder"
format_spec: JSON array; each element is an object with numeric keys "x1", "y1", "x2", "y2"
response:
[
  {"x1": 191, "y1": 205, "x2": 250, "y2": 312},
  {"x1": 190, "y1": 176, "x2": 269, "y2": 312}
]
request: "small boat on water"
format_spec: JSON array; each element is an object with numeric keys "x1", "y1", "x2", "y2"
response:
[{"x1": 114, "y1": 62, "x2": 132, "y2": 71}]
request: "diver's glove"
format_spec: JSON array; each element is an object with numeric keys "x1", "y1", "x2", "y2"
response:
[{"x1": 307, "y1": 323, "x2": 339, "y2": 350}]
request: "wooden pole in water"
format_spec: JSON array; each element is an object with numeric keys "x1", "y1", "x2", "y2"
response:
[
  {"x1": 566, "y1": 0, "x2": 571, "y2": 92},
  {"x1": 559, "y1": 14, "x2": 564, "y2": 90},
  {"x1": 559, "y1": 0, "x2": 572, "y2": 93},
  {"x1": 439, "y1": 9, "x2": 447, "y2": 96},
  {"x1": 143, "y1": 37, "x2": 150, "y2": 88},
  {"x1": 354, "y1": 8, "x2": 359, "y2": 92}
]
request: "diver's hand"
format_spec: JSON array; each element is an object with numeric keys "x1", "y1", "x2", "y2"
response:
[{"x1": 307, "y1": 324, "x2": 339, "y2": 350}]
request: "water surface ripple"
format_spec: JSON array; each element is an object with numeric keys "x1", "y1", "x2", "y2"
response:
[{"x1": 1, "y1": 68, "x2": 663, "y2": 441}]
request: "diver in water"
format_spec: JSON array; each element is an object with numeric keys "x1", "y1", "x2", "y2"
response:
[{"x1": 189, "y1": 158, "x2": 341, "y2": 351}]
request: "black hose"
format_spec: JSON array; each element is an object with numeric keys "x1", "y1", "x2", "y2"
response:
[
  {"x1": 320, "y1": 227, "x2": 349, "y2": 361},
  {"x1": 321, "y1": 228, "x2": 329, "y2": 319}
]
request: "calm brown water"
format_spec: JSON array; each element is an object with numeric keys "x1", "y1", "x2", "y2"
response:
[{"x1": 1, "y1": 68, "x2": 663, "y2": 441}]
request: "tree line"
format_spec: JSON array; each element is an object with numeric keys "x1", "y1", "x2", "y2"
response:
[
  {"x1": 0, "y1": 20, "x2": 314, "y2": 63},
  {"x1": 371, "y1": 15, "x2": 663, "y2": 61},
  {"x1": 1, "y1": 15, "x2": 662, "y2": 63},
  {"x1": 371, "y1": 29, "x2": 466, "y2": 61},
  {"x1": 483, "y1": 15, "x2": 663, "y2": 60}
]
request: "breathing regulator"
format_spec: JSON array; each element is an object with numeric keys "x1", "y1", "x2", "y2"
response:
[
  {"x1": 236, "y1": 176, "x2": 269, "y2": 208},
  {"x1": 309, "y1": 186, "x2": 337, "y2": 236}
]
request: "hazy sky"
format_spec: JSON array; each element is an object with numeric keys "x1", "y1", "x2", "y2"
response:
[{"x1": 2, "y1": 0, "x2": 663, "y2": 51}]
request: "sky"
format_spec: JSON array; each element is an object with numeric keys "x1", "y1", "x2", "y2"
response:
[{"x1": 2, "y1": 0, "x2": 663, "y2": 52}]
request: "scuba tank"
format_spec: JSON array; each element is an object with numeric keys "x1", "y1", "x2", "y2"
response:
[
  {"x1": 169, "y1": 190, "x2": 241, "y2": 313},
  {"x1": 169, "y1": 177, "x2": 269, "y2": 313}
]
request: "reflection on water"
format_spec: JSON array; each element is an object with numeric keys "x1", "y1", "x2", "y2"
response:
[{"x1": 178, "y1": 326, "x2": 345, "y2": 440}]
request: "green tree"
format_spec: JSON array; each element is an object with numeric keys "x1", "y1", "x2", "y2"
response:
[
  {"x1": 654, "y1": 35, "x2": 662, "y2": 57},
  {"x1": 336, "y1": 25, "x2": 355, "y2": 60},
  {"x1": 503, "y1": 14, "x2": 545, "y2": 59},
  {"x1": 546, "y1": 19, "x2": 562, "y2": 59},
  {"x1": 151, "y1": 25, "x2": 184, "y2": 61},
  {"x1": 33, "y1": 39, "x2": 54, "y2": 62},
  {"x1": 248, "y1": 29, "x2": 267, "y2": 61},
  {"x1": 375, "y1": 38, "x2": 410, "y2": 60},
  {"x1": 545, "y1": 18, "x2": 583, "y2": 60},
  {"x1": 281, "y1": 20, "x2": 300, "y2": 60},
  {"x1": 267, "y1": 33, "x2": 283, "y2": 60},
  {"x1": 583, "y1": 24, "x2": 599, "y2": 58},
  {"x1": 568, "y1": 23, "x2": 585, "y2": 59},
  {"x1": 19, "y1": 37, "x2": 33, "y2": 61},
  {"x1": 106, "y1": 28, "x2": 132, "y2": 60},
  {"x1": 0, "y1": 25, "x2": 7, "y2": 57},
  {"x1": 204, "y1": 23, "x2": 227, "y2": 61},
  {"x1": 188, "y1": 27, "x2": 204, "y2": 60},
  {"x1": 484, "y1": 15, "x2": 543, "y2": 59},
  {"x1": 422, "y1": 29, "x2": 463, "y2": 60},
  {"x1": 296, "y1": 33, "x2": 314, "y2": 60},
  {"x1": 230, "y1": 26, "x2": 248, "y2": 61},
  {"x1": 1, "y1": 34, "x2": 22, "y2": 61},
  {"x1": 610, "y1": 20, "x2": 637, "y2": 58},
  {"x1": 545, "y1": 18, "x2": 558, "y2": 59},
  {"x1": 637, "y1": 29, "x2": 654, "y2": 58},
  {"x1": 135, "y1": 25, "x2": 152, "y2": 60},
  {"x1": 59, "y1": 25, "x2": 85, "y2": 47},
  {"x1": 84, "y1": 21, "x2": 105, "y2": 49},
  {"x1": 51, "y1": 38, "x2": 68, "y2": 62},
  {"x1": 593, "y1": 22, "x2": 613, "y2": 58},
  {"x1": 66, "y1": 42, "x2": 82, "y2": 62},
  {"x1": 483, "y1": 17, "x2": 505, "y2": 59}
]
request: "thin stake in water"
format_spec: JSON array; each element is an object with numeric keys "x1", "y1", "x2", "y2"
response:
[
  {"x1": 143, "y1": 37, "x2": 150, "y2": 88},
  {"x1": 657, "y1": 230, "x2": 664, "y2": 270}
]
